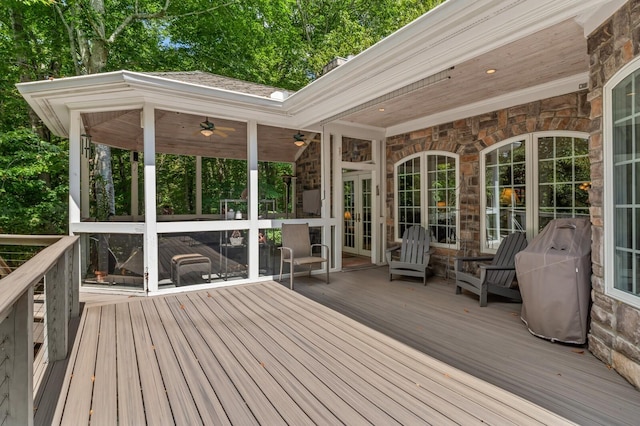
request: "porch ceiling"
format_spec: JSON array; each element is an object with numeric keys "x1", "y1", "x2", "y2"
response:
[
  {"x1": 82, "y1": 110, "x2": 315, "y2": 163},
  {"x1": 332, "y1": 19, "x2": 588, "y2": 132}
]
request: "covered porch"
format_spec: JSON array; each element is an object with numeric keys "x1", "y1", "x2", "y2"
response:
[{"x1": 38, "y1": 269, "x2": 639, "y2": 425}]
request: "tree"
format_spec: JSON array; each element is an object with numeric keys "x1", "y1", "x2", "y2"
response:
[
  {"x1": 0, "y1": 129, "x2": 68, "y2": 234},
  {"x1": 0, "y1": 0, "x2": 445, "y2": 234}
]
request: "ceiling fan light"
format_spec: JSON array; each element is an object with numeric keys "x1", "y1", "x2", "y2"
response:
[
  {"x1": 294, "y1": 140, "x2": 306, "y2": 147},
  {"x1": 200, "y1": 129, "x2": 214, "y2": 137}
]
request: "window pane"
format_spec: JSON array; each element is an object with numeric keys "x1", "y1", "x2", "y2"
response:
[
  {"x1": 538, "y1": 137, "x2": 554, "y2": 159},
  {"x1": 426, "y1": 154, "x2": 457, "y2": 245},
  {"x1": 536, "y1": 136, "x2": 590, "y2": 231},
  {"x1": 396, "y1": 157, "x2": 421, "y2": 237},
  {"x1": 484, "y1": 140, "x2": 526, "y2": 248}
]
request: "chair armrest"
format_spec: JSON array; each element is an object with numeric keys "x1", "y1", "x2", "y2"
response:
[
  {"x1": 310, "y1": 243, "x2": 329, "y2": 258},
  {"x1": 455, "y1": 255, "x2": 494, "y2": 262},
  {"x1": 479, "y1": 264, "x2": 515, "y2": 271},
  {"x1": 385, "y1": 245, "x2": 400, "y2": 263},
  {"x1": 278, "y1": 246, "x2": 293, "y2": 260}
]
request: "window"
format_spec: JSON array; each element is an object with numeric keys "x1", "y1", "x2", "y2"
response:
[
  {"x1": 605, "y1": 60, "x2": 640, "y2": 307},
  {"x1": 481, "y1": 132, "x2": 589, "y2": 251},
  {"x1": 395, "y1": 152, "x2": 458, "y2": 248},
  {"x1": 396, "y1": 155, "x2": 421, "y2": 238}
]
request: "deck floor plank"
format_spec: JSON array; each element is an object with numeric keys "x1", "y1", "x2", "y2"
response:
[
  {"x1": 152, "y1": 297, "x2": 231, "y2": 425},
  {"x1": 58, "y1": 307, "x2": 101, "y2": 425},
  {"x1": 164, "y1": 294, "x2": 258, "y2": 425},
  {"x1": 128, "y1": 300, "x2": 174, "y2": 425},
  {"x1": 52, "y1": 279, "x2": 618, "y2": 425},
  {"x1": 295, "y1": 268, "x2": 640, "y2": 425},
  {"x1": 219, "y1": 285, "x2": 445, "y2": 425},
  {"x1": 114, "y1": 303, "x2": 146, "y2": 425},
  {"x1": 186, "y1": 292, "x2": 313, "y2": 425},
  {"x1": 91, "y1": 305, "x2": 118, "y2": 425},
  {"x1": 174, "y1": 292, "x2": 285, "y2": 424},
  {"x1": 243, "y1": 283, "x2": 555, "y2": 425},
  {"x1": 210, "y1": 288, "x2": 377, "y2": 425},
  {"x1": 141, "y1": 299, "x2": 204, "y2": 425}
]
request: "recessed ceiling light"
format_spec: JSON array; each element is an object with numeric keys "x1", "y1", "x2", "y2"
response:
[
  {"x1": 486, "y1": 69, "x2": 497, "y2": 74},
  {"x1": 378, "y1": 107, "x2": 385, "y2": 112}
]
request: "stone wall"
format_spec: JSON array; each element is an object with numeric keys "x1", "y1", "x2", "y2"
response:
[
  {"x1": 386, "y1": 93, "x2": 590, "y2": 276},
  {"x1": 587, "y1": 0, "x2": 640, "y2": 389}
]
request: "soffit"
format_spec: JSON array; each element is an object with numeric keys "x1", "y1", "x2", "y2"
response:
[
  {"x1": 334, "y1": 19, "x2": 588, "y2": 130},
  {"x1": 82, "y1": 109, "x2": 314, "y2": 163}
]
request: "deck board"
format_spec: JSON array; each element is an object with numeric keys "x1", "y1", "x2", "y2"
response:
[
  {"x1": 294, "y1": 267, "x2": 640, "y2": 425},
  {"x1": 51, "y1": 280, "x2": 578, "y2": 425},
  {"x1": 92, "y1": 305, "x2": 118, "y2": 425},
  {"x1": 114, "y1": 303, "x2": 146, "y2": 425}
]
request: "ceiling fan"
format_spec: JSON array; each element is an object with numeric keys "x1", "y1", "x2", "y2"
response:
[
  {"x1": 293, "y1": 131, "x2": 306, "y2": 147},
  {"x1": 198, "y1": 117, "x2": 235, "y2": 138}
]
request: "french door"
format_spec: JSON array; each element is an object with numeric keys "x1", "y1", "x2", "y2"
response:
[{"x1": 343, "y1": 172, "x2": 372, "y2": 256}]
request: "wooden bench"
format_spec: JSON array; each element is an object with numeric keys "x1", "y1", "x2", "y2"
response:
[{"x1": 171, "y1": 254, "x2": 211, "y2": 286}]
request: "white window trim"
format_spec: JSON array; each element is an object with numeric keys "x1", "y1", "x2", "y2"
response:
[
  {"x1": 393, "y1": 151, "x2": 460, "y2": 249},
  {"x1": 480, "y1": 131, "x2": 589, "y2": 254},
  {"x1": 393, "y1": 152, "x2": 423, "y2": 242},
  {"x1": 604, "y1": 55, "x2": 640, "y2": 310}
]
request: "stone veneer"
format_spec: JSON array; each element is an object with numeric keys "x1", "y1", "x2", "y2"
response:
[
  {"x1": 386, "y1": 93, "x2": 590, "y2": 277},
  {"x1": 587, "y1": 0, "x2": 640, "y2": 389}
]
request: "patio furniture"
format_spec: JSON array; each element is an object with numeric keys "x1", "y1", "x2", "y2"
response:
[
  {"x1": 386, "y1": 225, "x2": 433, "y2": 285},
  {"x1": 279, "y1": 223, "x2": 330, "y2": 290},
  {"x1": 171, "y1": 253, "x2": 211, "y2": 286},
  {"x1": 455, "y1": 231, "x2": 527, "y2": 306}
]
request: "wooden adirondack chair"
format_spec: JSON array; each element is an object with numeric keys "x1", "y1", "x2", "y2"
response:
[
  {"x1": 386, "y1": 225, "x2": 433, "y2": 285},
  {"x1": 279, "y1": 223, "x2": 330, "y2": 290},
  {"x1": 455, "y1": 231, "x2": 527, "y2": 307}
]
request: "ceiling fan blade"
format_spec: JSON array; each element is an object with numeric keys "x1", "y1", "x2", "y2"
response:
[
  {"x1": 216, "y1": 126, "x2": 235, "y2": 132},
  {"x1": 214, "y1": 130, "x2": 229, "y2": 138}
]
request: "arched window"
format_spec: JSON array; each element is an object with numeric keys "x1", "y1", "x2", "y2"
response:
[
  {"x1": 394, "y1": 152, "x2": 459, "y2": 248},
  {"x1": 480, "y1": 132, "x2": 589, "y2": 251}
]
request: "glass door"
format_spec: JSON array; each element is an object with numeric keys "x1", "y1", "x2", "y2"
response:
[{"x1": 343, "y1": 173, "x2": 372, "y2": 256}]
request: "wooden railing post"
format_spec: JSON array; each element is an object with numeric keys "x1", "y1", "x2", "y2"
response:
[
  {"x1": 0, "y1": 288, "x2": 34, "y2": 426},
  {"x1": 45, "y1": 253, "x2": 69, "y2": 362}
]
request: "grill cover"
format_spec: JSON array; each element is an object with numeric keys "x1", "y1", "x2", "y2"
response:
[{"x1": 515, "y1": 218, "x2": 592, "y2": 344}]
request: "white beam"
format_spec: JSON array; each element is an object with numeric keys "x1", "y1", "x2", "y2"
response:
[{"x1": 142, "y1": 104, "x2": 158, "y2": 293}]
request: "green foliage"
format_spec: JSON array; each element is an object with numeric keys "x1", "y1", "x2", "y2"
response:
[
  {"x1": 0, "y1": 0, "x2": 445, "y2": 234},
  {"x1": 0, "y1": 129, "x2": 68, "y2": 234}
]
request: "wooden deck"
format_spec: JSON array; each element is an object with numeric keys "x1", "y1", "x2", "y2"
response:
[
  {"x1": 295, "y1": 267, "x2": 640, "y2": 425},
  {"x1": 47, "y1": 280, "x2": 575, "y2": 425}
]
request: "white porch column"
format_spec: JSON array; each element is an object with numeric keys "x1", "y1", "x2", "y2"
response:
[
  {"x1": 329, "y1": 128, "x2": 342, "y2": 270},
  {"x1": 142, "y1": 104, "x2": 158, "y2": 293},
  {"x1": 196, "y1": 156, "x2": 202, "y2": 215},
  {"x1": 131, "y1": 152, "x2": 139, "y2": 217},
  {"x1": 69, "y1": 110, "x2": 81, "y2": 225},
  {"x1": 247, "y1": 120, "x2": 259, "y2": 279}
]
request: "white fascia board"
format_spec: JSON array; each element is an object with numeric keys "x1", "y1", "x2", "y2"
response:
[
  {"x1": 578, "y1": 0, "x2": 627, "y2": 36},
  {"x1": 17, "y1": 70, "x2": 292, "y2": 137},
  {"x1": 386, "y1": 73, "x2": 588, "y2": 137},
  {"x1": 287, "y1": 0, "x2": 610, "y2": 128}
]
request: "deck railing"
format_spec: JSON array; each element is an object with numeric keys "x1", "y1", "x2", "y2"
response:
[{"x1": 0, "y1": 235, "x2": 79, "y2": 426}]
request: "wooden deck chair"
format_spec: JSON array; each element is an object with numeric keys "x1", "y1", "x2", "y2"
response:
[
  {"x1": 455, "y1": 231, "x2": 527, "y2": 307},
  {"x1": 386, "y1": 225, "x2": 433, "y2": 285},
  {"x1": 279, "y1": 223, "x2": 330, "y2": 290}
]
